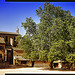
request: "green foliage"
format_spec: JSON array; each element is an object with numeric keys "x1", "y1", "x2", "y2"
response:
[
  {"x1": 19, "y1": 2, "x2": 75, "y2": 64},
  {"x1": 23, "y1": 52, "x2": 30, "y2": 59},
  {"x1": 39, "y1": 50, "x2": 48, "y2": 61},
  {"x1": 32, "y1": 39, "x2": 41, "y2": 50},
  {"x1": 21, "y1": 17, "x2": 36, "y2": 36},
  {"x1": 30, "y1": 50, "x2": 39, "y2": 61},
  {"x1": 47, "y1": 40, "x2": 70, "y2": 62},
  {"x1": 18, "y1": 35, "x2": 32, "y2": 59},
  {"x1": 66, "y1": 53, "x2": 75, "y2": 63},
  {"x1": 15, "y1": 34, "x2": 22, "y2": 43}
]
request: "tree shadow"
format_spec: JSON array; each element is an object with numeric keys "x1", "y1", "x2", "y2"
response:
[
  {"x1": 0, "y1": 65, "x2": 32, "y2": 69},
  {"x1": 38, "y1": 67, "x2": 75, "y2": 71}
]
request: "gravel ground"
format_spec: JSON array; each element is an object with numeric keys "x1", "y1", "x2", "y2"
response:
[{"x1": 0, "y1": 67, "x2": 75, "y2": 75}]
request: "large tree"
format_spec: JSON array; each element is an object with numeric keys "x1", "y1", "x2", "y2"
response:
[
  {"x1": 19, "y1": 2, "x2": 75, "y2": 69},
  {"x1": 21, "y1": 17, "x2": 36, "y2": 37}
]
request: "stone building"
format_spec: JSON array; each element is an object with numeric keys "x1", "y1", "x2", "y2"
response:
[
  {"x1": 0, "y1": 28, "x2": 24, "y2": 65},
  {"x1": 1, "y1": 29, "x2": 73, "y2": 69}
]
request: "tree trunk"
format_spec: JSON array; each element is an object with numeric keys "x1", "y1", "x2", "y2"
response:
[
  {"x1": 49, "y1": 61, "x2": 53, "y2": 69},
  {"x1": 32, "y1": 61, "x2": 34, "y2": 67}
]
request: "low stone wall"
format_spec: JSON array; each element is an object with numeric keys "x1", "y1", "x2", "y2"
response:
[
  {"x1": 34, "y1": 61, "x2": 50, "y2": 67},
  {"x1": 15, "y1": 60, "x2": 32, "y2": 67},
  {"x1": 26, "y1": 61, "x2": 32, "y2": 66},
  {"x1": 0, "y1": 62, "x2": 9, "y2": 68},
  {"x1": 16, "y1": 60, "x2": 50, "y2": 68}
]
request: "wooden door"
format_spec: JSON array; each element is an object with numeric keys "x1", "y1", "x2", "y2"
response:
[{"x1": 7, "y1": 50, "x2": 13, "y2": 64}]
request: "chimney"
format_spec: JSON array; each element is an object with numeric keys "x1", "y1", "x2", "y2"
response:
[{"x1": 16, "y1": 27, "x2": 19, "y2": 33}]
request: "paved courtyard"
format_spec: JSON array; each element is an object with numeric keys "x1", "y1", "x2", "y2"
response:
[{"x1": 0, "y1": 67, "x2": 75, "y2": 75}]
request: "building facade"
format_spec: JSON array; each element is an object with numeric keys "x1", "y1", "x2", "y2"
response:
[{"x1": 0, "y1": 28, "x2": 24, "y2": 65}]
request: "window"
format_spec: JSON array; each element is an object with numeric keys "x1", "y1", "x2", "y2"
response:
[
  {"x1": 5, "y1": 36, "x2": 8, "y2": 42},
  {"x1": 0, "y1": 46, "x2": 4, "y2": 50},
  {"x1": 0, "y1": 54, "x2": 2, "y2": 58}
]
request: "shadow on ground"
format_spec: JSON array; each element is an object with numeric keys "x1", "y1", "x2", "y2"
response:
[
  {"x1": 0, "y1": 65, "x2": 75, "y2": 71},
  {"x1": 39, "y1": 67, "x2": 75, "y2": 71},
  {"x1": 0, "y1": 65, "x2": 32, "y2": 69}
]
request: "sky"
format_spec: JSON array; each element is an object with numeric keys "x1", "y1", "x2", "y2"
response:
[{"x1": 0, "y1": 0, "x2": 75, "y2": 36}]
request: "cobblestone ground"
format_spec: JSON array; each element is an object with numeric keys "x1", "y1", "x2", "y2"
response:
[{"x1": 0, "y1": 67, "x2": 75, "y2": 75}]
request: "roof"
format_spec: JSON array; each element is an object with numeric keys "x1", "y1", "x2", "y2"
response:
[
  {"x1": 53, "y1": 60, "x2": 64, "y2": 63},
  {"x1": 14, "y1": 56, "x2": 30, "y2": 61},
  {"x1": 0, "y1": 37, "x2": 5, "y2": 44},
  {"x1": 12, "y1": 47, "x2": 24, "y2": 51},
  {"x1": 0, "y1": 31, "x2": 20, "y2": 35}
]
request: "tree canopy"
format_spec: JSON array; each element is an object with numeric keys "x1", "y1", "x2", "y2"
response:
[{"x1": 17, "y1": 2, "x2": 75, "y2": 66}]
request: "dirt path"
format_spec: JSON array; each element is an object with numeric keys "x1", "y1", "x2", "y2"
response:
[{"x1": 0, "y1": 67, "x2": 75, "y2": 75}]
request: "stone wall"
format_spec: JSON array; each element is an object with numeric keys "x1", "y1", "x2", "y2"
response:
[
  {"x1": 0, "y1": 34, "x2": 16, "y2": 46},
  {"x1": 14, "y1": 50, "x2": 23, "y2": 56},
  {"x1": 0, "y1": 44, "x2": 5, "y2": 61},
  {"x1": 15, "y1": 60, "x2": 50, "y2": 68},
  {"x1": 34, "y1": 61, "x2": 50, "y2": 67}
]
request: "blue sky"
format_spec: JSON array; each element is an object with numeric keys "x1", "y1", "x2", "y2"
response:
[{"x1": 0, "y1": 0, "x2": 75, "y2": 36}]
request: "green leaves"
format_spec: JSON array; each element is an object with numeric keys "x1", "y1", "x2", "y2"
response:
[
  {"x1": 15, "y1": 34, "x2": 22, "y2": 43},
  {"x1": 66, "y1": 53, "x2": 75, "y2": 63},
  {"x1": 21, "y1": 17, "x2": 36, "y2": 36},
  {"x1": 48, "y1": 40, "x2": 66, "y2": 61},
  {"x1": 32, "y1": 39, "x2": 41, "y2": 50},
  {"x1": 39, "y1": 50, "x2": 48, "y2": 61},
  {"x1": 30, "y1": 50, "x2": 39, "y2": 61},
  {"x1": 18, "y1": 2, "x2": 75, "y2": 64},
  {"x1": 18, "y1": 35, "x2": 32, "y2": 55}
]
